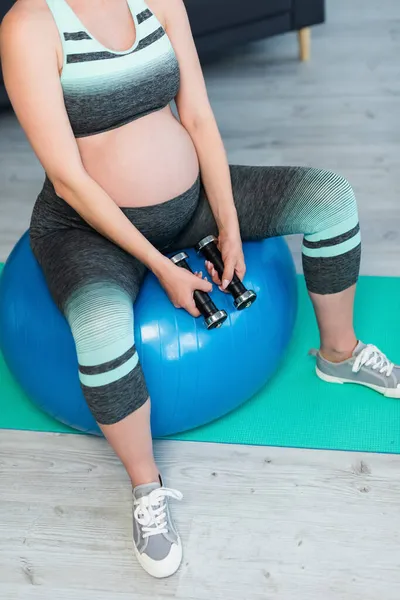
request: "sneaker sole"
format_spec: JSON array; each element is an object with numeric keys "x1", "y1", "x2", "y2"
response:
[{"x1": 316, "y1": 367, "x2": 400, "y2": 399}]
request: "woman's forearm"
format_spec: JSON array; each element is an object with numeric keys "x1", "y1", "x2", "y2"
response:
[
  {"x1": 185, "y1": 116, "x2": 239, "y2": 233},
  {"x1": 54, "y1": 172, "x2": 170, "y2": 277}
]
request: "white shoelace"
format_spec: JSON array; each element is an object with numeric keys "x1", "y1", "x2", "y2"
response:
[
  {"x1": 352, "y1": 344, "x2": 394, "y2": 377},
  {"x1": 133, "y1": 487, "x2": 183, "y2": 539}
]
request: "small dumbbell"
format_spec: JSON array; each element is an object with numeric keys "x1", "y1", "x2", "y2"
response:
[
  {"x1": 195, "y1": 235, "x2": 257, "y2": 311},
  {"x1": 170, "y1": 252, "x2": 227, "y2": 330}
]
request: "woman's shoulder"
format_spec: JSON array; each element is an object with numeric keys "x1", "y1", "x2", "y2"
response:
[
  {"x1": 1, "y1": 0, "x2": 55, "y2": 45},
  {"x1": 145, "y1": 0, "x2": 187, "y2": 28}
]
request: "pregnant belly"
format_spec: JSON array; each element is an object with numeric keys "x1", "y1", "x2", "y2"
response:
[
  {"x1": 77, "y1": 107, "x2": 199, "y2": 207},
  {"x1": 77, "y1": 107, "x2": 200, "y2": 208}
]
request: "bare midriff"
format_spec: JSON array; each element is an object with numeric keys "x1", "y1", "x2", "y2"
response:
[{"x1": 76, "y1": 106, "x2": 200, "y2": 208}]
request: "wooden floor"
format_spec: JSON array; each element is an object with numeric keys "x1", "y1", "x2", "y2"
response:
[
  {"x1": 1, "y1": 0, "x2": 400, "y2": 598},
  {"x1": 2, "y1": 431, "x2": 400, "y2": 600}
]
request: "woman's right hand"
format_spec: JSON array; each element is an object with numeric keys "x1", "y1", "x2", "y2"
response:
[{"x1": 157, "y1": 262, "x2": 213, "y2": 318}]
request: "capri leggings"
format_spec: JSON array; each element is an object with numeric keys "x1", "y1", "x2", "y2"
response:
[{"x1": 30, "y1": 165, "x2": 361, "y2": 425}]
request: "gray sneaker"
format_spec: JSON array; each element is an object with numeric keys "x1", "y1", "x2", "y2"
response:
[
  {"x1": 312, "y1": 341, "x2": 400, "y2": 398},
  {"x1": 132, "y1": 480, "x2": 183, "y2": 578}
]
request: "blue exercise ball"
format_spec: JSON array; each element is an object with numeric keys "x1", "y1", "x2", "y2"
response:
[{"x1": 0, "y1": 232, "x2": 297, "y2": 437}]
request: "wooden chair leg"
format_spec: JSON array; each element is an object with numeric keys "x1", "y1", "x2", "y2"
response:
[{"x1": 298, "y1": 27, "x2": 311, "y2": 61}]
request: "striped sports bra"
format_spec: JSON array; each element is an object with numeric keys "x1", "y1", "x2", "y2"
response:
[{"x1": 45, "y1": 0, "x2": 180, "y2": 138}]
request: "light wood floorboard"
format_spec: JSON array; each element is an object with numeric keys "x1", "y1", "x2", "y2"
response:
[{"x1": 1, "y1": 430, "x2": 400, "y2": 600}]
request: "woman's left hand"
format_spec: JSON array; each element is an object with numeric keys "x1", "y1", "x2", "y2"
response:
[{"x1": 205, "y1": 229, "x2": 246, "y2": 290}]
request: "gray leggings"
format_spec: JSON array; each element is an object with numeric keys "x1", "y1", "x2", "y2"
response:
[{"x1": 30, "y1": 165, "x2": 361, "y2": 425}]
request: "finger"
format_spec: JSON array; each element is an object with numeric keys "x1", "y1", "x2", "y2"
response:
[
  {"x1": 211, "y1": 267, "x2": 222, "y2": 286},
  {"x1": 205, "y1": 260, "x2": 213, "y2": 275},
  {"x1": 194, "y1": 276, "x2": 213, "y2": 293},
  {"x1": 205, "y1": 261, "x2": 220, "y2": 284},
  {"x1": 188, "y1": 271, "x2": 211, "y2": 291},
  {"x1": 235, "y1": 261, "x2": 246, "y2": 281},
  {"x1": 222, "y1": 260, "x2": 235, "y2": 290},
  {"x1": 185, "y1": 299, "x2": 200, "y2": 318},
  {"x1": 195, "y1": 271, "x2": 203, "y2": 279}
]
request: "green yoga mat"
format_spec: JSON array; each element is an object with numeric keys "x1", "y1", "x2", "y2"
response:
[{"x1": 1, "y1": 275, "x2": 400, "y2": 453}]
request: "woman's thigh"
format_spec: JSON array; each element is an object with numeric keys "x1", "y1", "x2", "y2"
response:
[
  {"x1": 172, "y1": 165, "x2": 359, "y2": 245},
  {"x1": 31, "y1": 227, "x2": 146, "y2": 310},
  {"x1": 171, "y1": 164, "x2": 360, "y2": 294},
  {"x1": 31, "y1": 227, "x2": 148, "y2": 424}
]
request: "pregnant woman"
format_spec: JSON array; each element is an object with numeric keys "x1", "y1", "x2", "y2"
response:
[{"x1": 1, "y1": 0, "x2": 399, "y2": 579}]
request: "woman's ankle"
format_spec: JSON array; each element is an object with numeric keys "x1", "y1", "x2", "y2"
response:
[
  {"x1": 127, "y1": 462, "x2": 160, "y2": 488},
  {"x1": 320, "y1": 339, "x2": 358, "y2": 363}
]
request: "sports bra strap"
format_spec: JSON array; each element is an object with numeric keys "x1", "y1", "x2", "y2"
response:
[
  {"x1": 44, "y1": 0, "x2": 85, "y2": 37},
  {"x1": 127, "y1": 0, "x2": 150, "y2": 13}
]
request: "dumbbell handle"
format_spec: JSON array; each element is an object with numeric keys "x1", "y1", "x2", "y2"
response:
[
  {"x1": 202, "y1": 243, "x2": 246, "y2": 297},
  {"x1": 170, "y1": 252, "x2": 227, "y2": 329},
  {"x1": 177, "y1": 259, "x2": 216, "y2": 315},
  {"x1": 195, "y1": 236, "x2": 257, "y2": 310}
]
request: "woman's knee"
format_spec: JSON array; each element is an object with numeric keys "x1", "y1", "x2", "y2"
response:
[
  {"x1": 299, "y1": 169, "x2": 360, "y2": 250},
  {"x1": 65, "y1": 282, "x2": 148, "y2": 424},
  {"x1": 325, "y1": 170, "x2": 357, "y2": 213},
  {"x1": 306, "y1": 169, "x2": 358, "y2": 223},
  {"x1": 301, "y1": 170, "x2": 361, "y2": 295}
]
